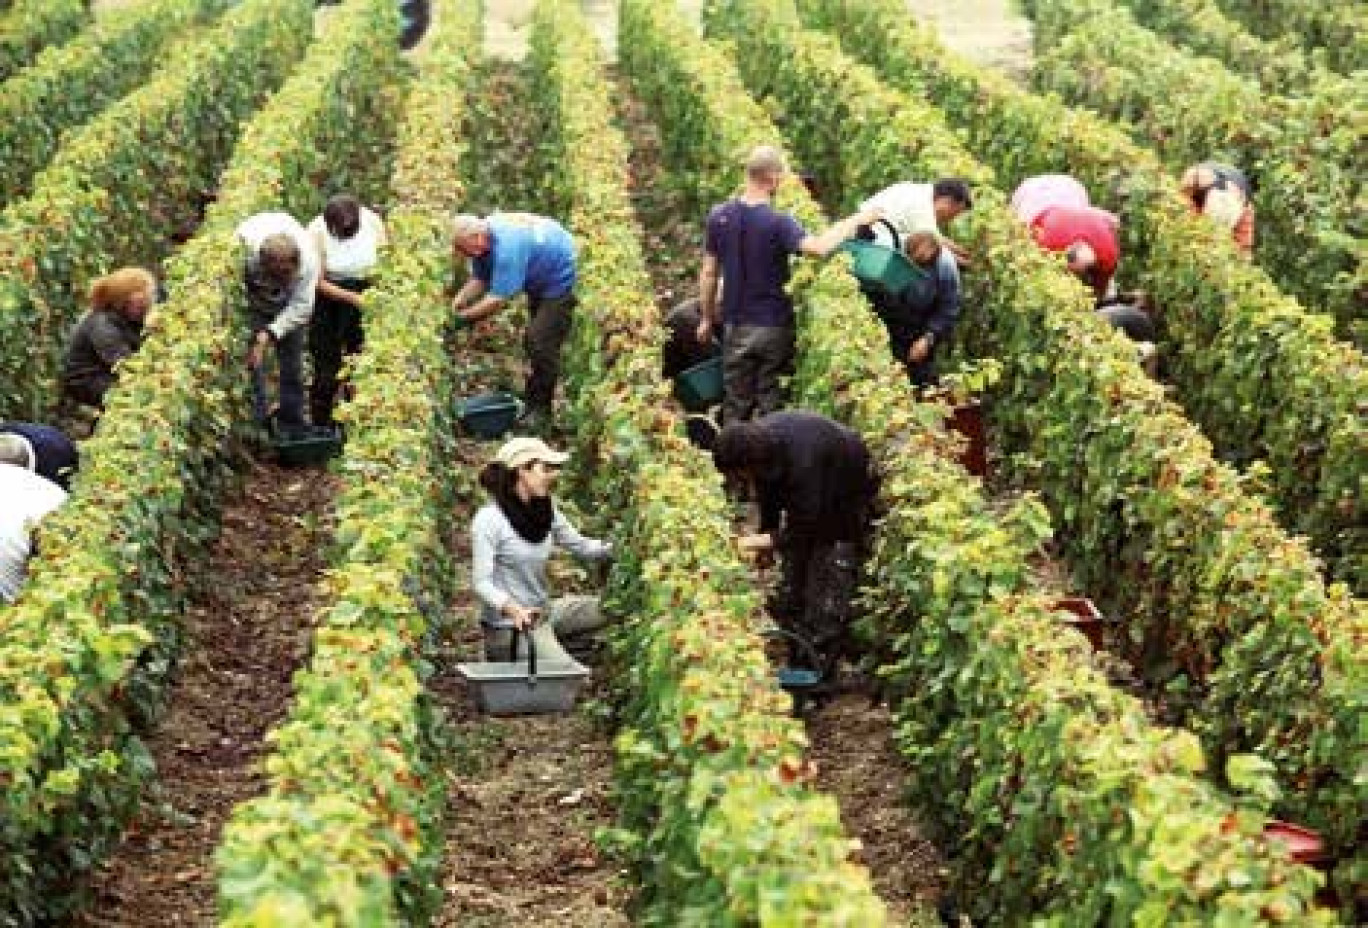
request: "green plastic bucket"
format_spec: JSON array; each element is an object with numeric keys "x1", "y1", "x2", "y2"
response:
[
  {"x1": 458, "y1": 391, "x2": 523, "y2": 440},
  {"x1": 674, "y1": 356, "x2": 723, "y2": 412},
  {"x1": 271, "y1": 427, "x2": 343, "y2": 467},
  {"x1": 839, "y1": 239, "x2": 927, "y2": 294}
]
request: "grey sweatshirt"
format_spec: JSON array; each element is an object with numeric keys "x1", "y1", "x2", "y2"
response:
[{"x1": 471, "y1": 501, "x2": 610, "y2": 627}]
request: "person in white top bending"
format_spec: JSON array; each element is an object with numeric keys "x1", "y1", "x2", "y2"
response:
[
  {"x1": 306, "y1": 194, "x2": 387, "y2": 427},
  {"x1": 0, "y1": 462, "x2": 68, "y2": 604},
  {"x1": 858, "y1": 177, "x2": 974, "y2": 265},
  {"x1": 470, "y1": 436, "x2": 612, "y2": 664},
  {"x1": 236, "y1": 211, "x2": 321, "y2": 432}
]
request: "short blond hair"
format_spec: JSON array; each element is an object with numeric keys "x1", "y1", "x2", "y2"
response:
[
  {"x1": 744, "y1": 144, "x2": 787, "y2": 182},
  {"x1": 90, "y1": 267, "x2": 156, "y2": 313},
  {"x1": 451, "y1": 213, "x2": 487, "y2": 240}
]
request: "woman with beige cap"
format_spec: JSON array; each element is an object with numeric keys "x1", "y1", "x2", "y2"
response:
[{"x1": 471, "y1": 436, "x2": 612, "y2": 663}]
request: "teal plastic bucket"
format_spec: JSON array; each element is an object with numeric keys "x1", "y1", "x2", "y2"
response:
[
  {"x1": 271, "y1": 428, "x2": 343, "y2": 467},
  {"x1": 839, "y1": 239, "x2": 927, "y2": 294},
  {"x1": 674, "y1": 356, "x2": 723, "y2": 412},
  {"x1": 458, "y1": 391, "x2": 522, "y2": 440}
]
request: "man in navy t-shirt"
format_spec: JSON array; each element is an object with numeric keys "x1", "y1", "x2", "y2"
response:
[
  {"x1": 451, "y1": 212, "x2": 578, "y2": 429},
  {"x1": 697, "y1": 145, "x2": 879, "y2": 424}
]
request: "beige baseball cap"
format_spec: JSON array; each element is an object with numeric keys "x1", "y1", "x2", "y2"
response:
[{"x1": 495, "y1": 436, "x2": 570, "y2": 470}]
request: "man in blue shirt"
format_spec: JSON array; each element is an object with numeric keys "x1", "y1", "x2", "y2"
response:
[
  {"x1": 451, "y1": 213, "x2": 578, "y2": 428},
  {"x1": 697, "y1": 145, "x2": 878, "y2": 425}
]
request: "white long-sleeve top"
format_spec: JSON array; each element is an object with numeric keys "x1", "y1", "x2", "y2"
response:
[
  {"x1": 0, "y1": 463, "x2": 67, "y2": 603},
  {"x1": 471, "y1": 501, "x2": 610, "y2": 627},
  {"x1": 236, "y1": 211, "x2": 321, "y2": 341}
]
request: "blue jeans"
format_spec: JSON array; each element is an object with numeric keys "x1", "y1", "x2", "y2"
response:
[{"x1": 249, "y1": 327, "x2": 305, "y2": 426}]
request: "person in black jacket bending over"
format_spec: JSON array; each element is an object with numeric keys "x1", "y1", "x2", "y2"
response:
[{"x1": 713, "y1": 410, "x2": 880, "y2": 677}]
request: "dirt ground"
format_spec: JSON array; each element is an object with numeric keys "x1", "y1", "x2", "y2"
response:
[
  {"x1": 806, "y1": 695, "x2": 948, "y2": 925},
  {"x1": 71, "y1": 461, "x2": 340, "y2": 927},
  {"x1": 421, "y1": 54, "x2": 633, "y2": 924}
]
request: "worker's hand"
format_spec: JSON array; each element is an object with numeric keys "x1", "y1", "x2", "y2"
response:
[
  {"x1": 947, "y1": 240, "x2": 972, "y2": 268},
  {"x1": 504, "y1": 603, "x2": 541, "y2": 630},
  {"x1": 695, "y1": 316, "x2": 714, "y2": 345},
  {"x1": 247, "y1": 330, "x2": 271, "y2": 368},
  {"x1": 908, "y1": 335, "x2": 933, "y2": 364}
]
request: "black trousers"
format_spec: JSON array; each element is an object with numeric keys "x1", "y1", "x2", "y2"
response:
[
  {"x1": 769, "y1": 539, "x2": 863, "y2": 677},
  {"x1": 524, "y1": 292, "x2": 576, "y2": 414},
  {"x1": 309, "y1": 279, "x2": 368, "y2": 427}
]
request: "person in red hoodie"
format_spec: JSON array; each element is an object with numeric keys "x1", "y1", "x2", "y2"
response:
[{"x1": 1011, "y1": 175, "x2": 1120, "y2": 299}]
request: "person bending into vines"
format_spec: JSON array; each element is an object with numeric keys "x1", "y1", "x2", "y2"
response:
[
  {"x1": 1179, "y1": 161, "x2": 1255, "y2": 256},
  {"x1": 450, "y1": 212, "x2": 579, "y2": 435},
  {"x1": 1010, "y1": 174, "x2": 1121, "y2": 300},
  {"x1": 306, "y1": 193, "x2": 386, "y2": 428},
  {"x1": 865, "y1": 231, "x2": 962, "y2": 388},
  {"x1": 713, "y1": 410, "x2": 880, "y2": 680},
  {"x1": 237, "y1": 211, "x2": 321, "y2": 437},
  {"x1": 61, "y1": 267, "x2": 156, "y2": 412},
  {"x1": 857, "y1": 176, "x2": 974, "y2": 266},
  {"x1": 471, "y1": 436, "x2": 613, "y2": 665}
]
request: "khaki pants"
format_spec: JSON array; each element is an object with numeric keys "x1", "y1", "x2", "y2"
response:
[{"x1": 483, "y1": 594, "x2": 604, "y2": 664}]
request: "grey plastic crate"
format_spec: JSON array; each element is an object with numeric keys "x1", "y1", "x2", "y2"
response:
[{"x1": 456, "y1": 658, "x2": 589, "y2": 715}]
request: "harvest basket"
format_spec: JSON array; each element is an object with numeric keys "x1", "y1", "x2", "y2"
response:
[
  {"x1": 457, "y1": 632, "x2": 589, "y2": 716},
  {"x1": 839, "y1": 239, "x2": 927, "y2": 294},
  {"x1": 271, "y1": 424, "x2": 343, "y2": 467},
  {"x1": 457, "y1": 391, "x2": 523, "y2": 440},
  {"x1": 674, "y1": 356, "x2": 723, "y2": 412}
]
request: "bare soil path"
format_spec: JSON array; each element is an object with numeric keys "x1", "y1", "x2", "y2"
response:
[
  {"x1": 427, "y1": 56, "x2": 631, "y2": 925},
  {"x1": 70, "y1": 460, "x2": 340, "y2": 927},
  {"x1": 610, "y1": 54, "x2": 956, "y2": 926}
]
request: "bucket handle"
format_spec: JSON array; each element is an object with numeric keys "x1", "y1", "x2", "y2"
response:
[{"x1": 509, "y1": 626, "x2": 539, "y2": 686}]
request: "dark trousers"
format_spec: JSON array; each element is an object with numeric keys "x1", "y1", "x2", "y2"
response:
[
  {"x1": 248, "y1": 319, "x2": 305, "y2": 426},
  {"x1": 720, "y1": 323, "x2": 794, "y2": 425},
  {"x1": 64, "y1": 373, "x2": 115, "y2": 410},
  {"x1": 892, "y1": 335, "x2": 941, "y2": 388},
  {"x1": 309, "y1": 280, "x2": 368, "y2": 427},
  {"x1": 769, "y1": 539, "x2": 863, "y2": 677},
  {"x1": 864, "y1": 286, "x2": 940, "y2": 388},
  {"x1": 524, "y1": 292, "x2": 576, "y2": 413}
]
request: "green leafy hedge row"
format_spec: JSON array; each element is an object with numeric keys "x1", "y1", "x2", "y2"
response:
[
  {"x1": 704, "y1": 0, "x2": 1364, "y2": 915},
  {"x1": 0, "y1": 0, "x2": 85, "y2": 83},
  {"x1": 1207, "y1": 0, "x2": 1366, "y2": 74},
  {"x1": 216, "y1": 6, "x2": 477, "y2": 923},
  {"x1": 528, "y1": 1, "x2": 891, "y2": 922},
  {"x1": 0, "y1": 0, "x2": 306, "y2": 422},
  {"x1": 0, "y1": 0, "x2": 225, "y2": 207},
  {"x1": 1024, "y1": 0, "x2": 1365, "y2": 333},
  {"x1": 1106, "y1": 0, "x2": 1354, "y2": 95},
  {"x1": 795, "y1": 0, "x2": 1367, "y2": 593},
  {"x1": 0, "y1": 0, "x2": 410, "y2": 919},
  {"x1": 634, "y1": 0, "x2": 1336, "y2": 921}
]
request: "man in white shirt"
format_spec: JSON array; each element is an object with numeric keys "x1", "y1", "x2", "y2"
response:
[
  {"x1": 0, "y1": 462, "x2": 68, "y2": 604},
  {"x1": 236, "y1": 211, "x2": 321, "y2": 432},
  {"x1": 858, "y1": 177, "x2": 974, "y2": 264}
]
